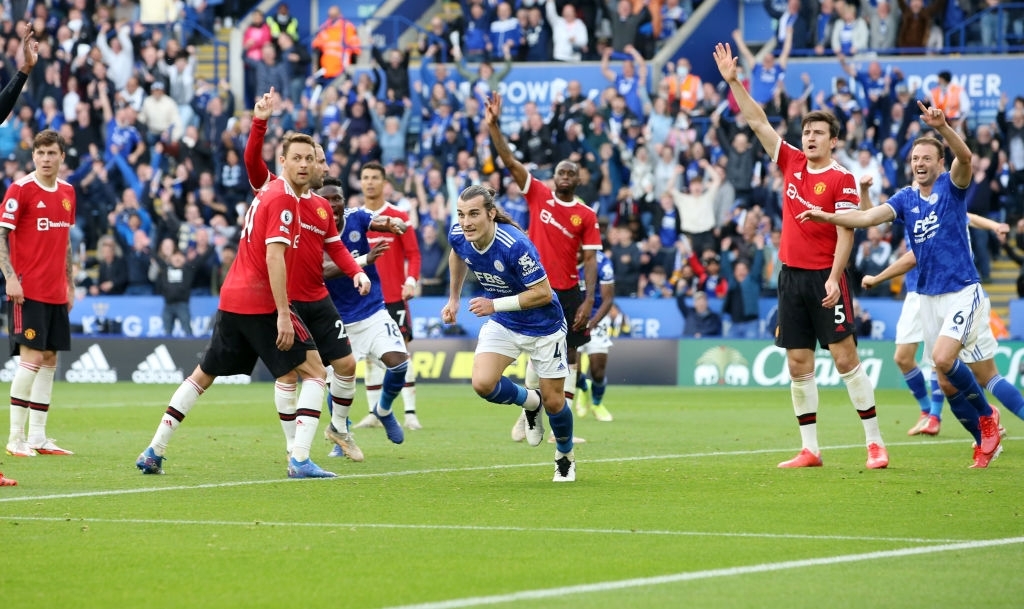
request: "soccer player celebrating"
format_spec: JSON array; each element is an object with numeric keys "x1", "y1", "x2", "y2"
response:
[
  {"x1": 713, "y1": 41, "x2": 889, "y2": 469},
  {"x1": 352, "y1": 161, "x2": 424, "y2": 432},
  {"x1": 322, "y1": 178, "x2": 412, "y2": 447},
  {"x1": 136, "y1": 133, "x2": 338, "y2": 478},
  {"x1": 442, "y1": 185, "x2": 577, "y2": 482},
  {"x1": 798, "y1": 102, "x2": 1002, "y2": 468},
  {"x1": 483, "y1": 92, "x2": 602, "y2": 441},
  {"x1": 2, "y1": 129, "x2": 75, "y2": 460},
  {"x1": 245, "y1": 90, "x2": 370, "y2": 462}
]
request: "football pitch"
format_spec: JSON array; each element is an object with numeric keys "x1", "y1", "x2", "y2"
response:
[{"x1": 1, "y1": 382, "x2": 1022, "y2": 609}]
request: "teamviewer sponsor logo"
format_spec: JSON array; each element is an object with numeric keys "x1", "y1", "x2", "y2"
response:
[
  {"x1": 132, "y1": 344, "x2": 184, "y2": 384},
  {"x1": 66, "y1": 344, "x2": 118, "y2": 383}
]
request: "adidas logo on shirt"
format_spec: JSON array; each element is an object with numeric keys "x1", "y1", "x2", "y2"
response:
[
  {"x1": 132, "y1": 344, "x2": 184, "y2": 384},
  {"x1": 66, "y1": 344, "x2": 118, "y2": 383}
]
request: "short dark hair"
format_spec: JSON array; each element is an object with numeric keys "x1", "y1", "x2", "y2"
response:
[
  {"x1": 800, "y1": 110, "x2": 841, "y2": 140},
  {"x1": 33, "y1": 129, "x2": 65, "y2": 154}
]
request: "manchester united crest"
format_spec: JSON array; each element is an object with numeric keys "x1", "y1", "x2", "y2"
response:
[
  {"x1": 813, "y1": 182, "x2": 826, "y2": 195},
  {"x1": 62, "y1": 198, "x2": 72, "y2": 212},
  {"x1": 570, "y1": 215, "x2": 582, "y2": 226},
  {"x1": 24, "y1": 328, "x2": 36, "y2": 340},
  {"x1": 317, "y1": 207, "x2": 328, "y2": 220}
]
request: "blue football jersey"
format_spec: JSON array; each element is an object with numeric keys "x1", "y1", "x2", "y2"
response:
[
  {"x1": 448, "y1": 222, "x2": 565, "y2": 337},
  {"x1": 902, "y1": 225, "x2": 919, "y2": 294},
  {"x1": 885, "y1": 173, "x2": 978, "y2": 296},
  {"x1": 577, "y1": 251, "x2": 615, "y2": 316},
  {"x1": 326, "y1": 207, "x2": 386, "y2": 323}
]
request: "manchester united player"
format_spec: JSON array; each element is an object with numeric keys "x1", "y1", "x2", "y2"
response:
[
  {"x1": 245, "y1": 90, "x2": 370, "y2": 461},
  {"x1": 136, "y1": 133, "x2": 338, "y2": 478},
  {"x1": 0, "y1": 28, "x2": 42, "y2": 486},
  {"x1": 352, "y1": 161, "x2": 423, "y2": 431},
  {"x1": 483, "y1": 92, "x2": 602, "y2": 443},
  {"x1": 714, "y1": 42, "x2": 888, "y2": 469},
  {"x1": 2, "y1": 129, "x2": 75, "y2": 460}
]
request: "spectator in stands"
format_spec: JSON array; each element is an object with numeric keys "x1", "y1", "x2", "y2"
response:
[
  {"x1": 610, "y1": 223, "x2": 643, "y2": 296},
  {"x1": 831, "y1": 0, "x2": 869, "y2": 56},
  {"x1": 138, "y1": 80, "x2": 183, "y2": 146},
  {"x1": 210, "y1": 242, "x2": 235, "y2": 296},
  {"x1": 242, "y1": 10, "x2": 272, "y2": 101},
  {"x1": 418, "y1": 14, "x2": 455, "y2": 63},
  {"x1": 521, "y1": 6, "x2": 552, "y2": 61},
  {"x1": 418, "y1": 222, "x2": 449, "y2": 296},
  {"x1": 897, "y1": 0, "x2": 946, "y2": 50},
  {"x1": 698, "y1": 250, "x2": 729, "y2": 299},
  {"x1": 460, "y1": 1, "x2": 492, "y2": 62},
  {"x1": 765, "y1": 0, "x2": 814, "y2": 50},
  {"x1": 678, "y1": 290, "x2": 723, "y2": 337},
  {"x1": 641, "y1": 265, "x2": 675, "y2": 298},
  {"x1": 246, "y1": 42, "x2": 289, "y2": 112},
  {"x1": 161, "y1": 50, "x2": 197, "y2": 129},
  {"x1": 606, "y1": 0, "x2": 652, "y2": 56},
  {"x1": 668, "y1": 159, "x2": 723, "y2": 254},
  {"x1": 720, "y1": 234, "x2": 765, "y2": 338},
  {"x1": 372, "y1": 45, "x2": 411, "y2": 103},
  {"x1": 813, "y1": 0, "x2": 839, "y2": 55},
  {"x1": 453, "y1": 43, "x2": 514, "y2": 106},
  {"x1": 547, "y1": 0, "x2": 589, "y2": 62},
  {"x1": 662, "y1": 0, "x2": 694, "y2": 40},
  {"x1": 153, "y1": 247, "x2": 197, "y2": 336},
  {"x1": 89, "y1": 235, "x2": 128, "y2": 296},
  {"x1": 268, "y1": 3, "x2": 299, "y2": 41},
  {"x1": 855, "y1": 226, "x2": 893, "y2": 296},
  {"x1": 275, "y1": 33, "x2": 311, "y2": 105},
  {"x1": 369, "y1": 97, "x2": 413, "y2": 166},
  {"x1": 731, "y1": 27, "x2": 792, "y2": 107},
  {"x1": 663, "y1": 57, "x2": 703, "y2": 117},
  {"x1": 312, "y1": 6, "x2": 360, "y2": 83},
  {"x1": 125, "y1": 227, "x2": 155, "y2": 295},
  {"x1": 96, "y1": 21, "x2": 134, "y2": 90},
  {"x1": 600, "y1": 45, "x2": 649, "y2": 121},
  {"x1": 489, "y1": 1, "x2": 523, "y2": 59},
  {"x1": 930, "y1": 70, "x2": 969, "y2": 127},
  {"x1": 864, "y1": 0, "x2": 899, "y2": 50}
]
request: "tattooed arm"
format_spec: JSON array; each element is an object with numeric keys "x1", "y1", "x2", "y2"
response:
[{"x1": 0, "y1": 227, "x2": 24, "y2": 305}]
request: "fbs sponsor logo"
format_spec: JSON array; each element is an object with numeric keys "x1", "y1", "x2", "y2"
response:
[
  {"x1": 66, "y1": 344, "x2": 117, "y2": 383},
  {"x1": 694, "y1": 346, "x2": 750, "y2": 386},
  {"x1": 132, "y1": 344, "x2": 184, "y2": 384}
]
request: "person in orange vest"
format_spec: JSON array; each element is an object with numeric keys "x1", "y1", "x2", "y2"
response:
[
  {"x1": 312, "y1": 6, "x2": 361, "y2": 82},
  {"x1": 663, "y1": 56, "x2": 703, "y2": 115},
  {"x1": 930, "y1": 70, "x2": 969, "y2": 126}
]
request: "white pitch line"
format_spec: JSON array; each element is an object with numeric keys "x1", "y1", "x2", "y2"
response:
[
  {"x1": 376, "y1": 536, "x2": 1024, "y2": 609},
  {"x1": 0, "y1": 515, "x2": 967, "y2": 545},
  {"x1": 0, "y1": 437, "x2": 991, "y2": 504}
]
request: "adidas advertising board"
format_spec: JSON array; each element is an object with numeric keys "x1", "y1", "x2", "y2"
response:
[{"x1": 66, "y1": 344, "x2": 118, "y2": 383}]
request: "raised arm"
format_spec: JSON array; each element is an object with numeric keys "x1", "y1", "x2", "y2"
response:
[
  {"x1": 862, "y1": 249, "x2": 917, "y2": 291},
  {"x1": 797, "y1": 203, "x2": 896, "y2": 228},
  {"x1": 918, "y1": 100, "x2": 971, "y2": 188},
  {"x1": 0, "y1": 28, "x2": 37, "y2": 121},
  {"x1": 967, "y1": 213, "x2": 1010, "y2": 242},
  {"x1": 858, "y1": 174, "x2": 874, "y2": 210},
  {"x1": 483, "y1": 92, "x2": 530, "y2": 188},
  {"x1": 713, "y1": 42, "x2": 780, "y2": 155},
  {"x1": 245, "y1": 90, "x2": 275, "y2": 190},
  {"x1": 730, "y1": 29, "x2": 757, "y2": 70}
]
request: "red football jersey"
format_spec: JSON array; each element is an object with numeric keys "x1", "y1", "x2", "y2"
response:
[
  {"x1": 218, "y1": 179, "x2": 301, "y2": 314},
  {"x1": 0, "y1": 174, "x2": 76, "y2": 304},
  {"x1": 246, "y1": 116, "x2": 273, "y2": 194},
  {"x1": 289, "y1": 193, "x2": 362, "y2": 302},
  {"x1": 366, "y1": 203, "x2": 421, "y2": 303},
  {"x1": 774, "y1": 141, "x2": 859, "y2": 270},
  {"x1": 522, "y1": 175, "x2": 602, "y2": 291}
]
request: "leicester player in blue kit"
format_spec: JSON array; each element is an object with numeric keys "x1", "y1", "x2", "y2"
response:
[
  {"x1": 321, "y1": 178, "x2": 411, "y2": 449},
  {"x1": 441, "y1": 185, "x2": 577, "y2": 482},
  {"x1": 799, "y1": 101, "x2": 1003, "y2": 467}
]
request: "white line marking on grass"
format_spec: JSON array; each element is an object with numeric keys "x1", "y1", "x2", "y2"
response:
[
  {"x1": 0, "y1": 437, "x2": 996, "y2": 505},
  {"x1": 374, "y1": 536, "x2": 1024, "y2": 609},
  {"x1": 0, "y1": 515, "x2": 966, "y2": 545}
]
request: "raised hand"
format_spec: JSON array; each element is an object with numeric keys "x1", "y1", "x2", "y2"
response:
[
  {"x1": 713, "y1": 42, "x2": 739, "y2": 83},
  {"x1": 917, "y1": 100, "x2": 948, "y2": 130},
  {"x1": 253, "y1": 88, "x2": 275, "y2": 120},
  {"x1": 484, "y1": 92, "x2": 503, "y2": 127}
]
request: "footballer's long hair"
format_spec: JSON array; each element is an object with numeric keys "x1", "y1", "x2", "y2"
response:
[{"x1": 459, "y1": 184, "x2": 523, "y2": 232}]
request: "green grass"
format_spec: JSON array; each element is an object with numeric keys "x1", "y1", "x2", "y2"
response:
[{"x1": 1, "y1": 383, "x2": 1023, "y2": 609}]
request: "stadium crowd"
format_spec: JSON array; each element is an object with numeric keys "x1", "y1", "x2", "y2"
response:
[{"x1": 2, "y1": 0, "x2": 1024, "y2": 339}]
